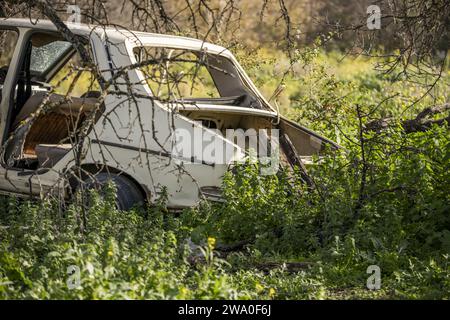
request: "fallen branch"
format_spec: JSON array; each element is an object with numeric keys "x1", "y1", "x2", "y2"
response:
[{"x1": 365, "y1": 103, "x2": 450, "y2": 133}]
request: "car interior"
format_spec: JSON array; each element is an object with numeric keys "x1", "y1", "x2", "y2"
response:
[{"x1": 2, "y1": 31, "x2": 101, "y2": 170}]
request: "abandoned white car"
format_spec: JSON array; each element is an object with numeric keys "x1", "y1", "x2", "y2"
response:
[{"x1": 0, "y1": 18, "x2": 339, "y2": 210}]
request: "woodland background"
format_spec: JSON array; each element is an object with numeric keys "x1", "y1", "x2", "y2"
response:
[{"x1": 0, "y1": 0, "x2": 449, "y2": 299}]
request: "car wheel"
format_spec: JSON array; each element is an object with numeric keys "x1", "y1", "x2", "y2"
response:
[{"x1": 81, "y1": 172, "x2": 145, "y2": 211}]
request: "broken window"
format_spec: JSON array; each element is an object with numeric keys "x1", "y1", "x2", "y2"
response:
[
  {"x1": 30, "y1": 40, "x2": 72, "y2": 74},
  {"x1": 135, "y1": 47, "x2": 220, "y2": 100},
  {"x1": 134, "y1": 46, "x2": 262, "y2": 108},
  {"x1": 4, "y1": 32, "x2": 100, "y2": 170},
  {"x1": 49, "y1": 51, "x2": 99, "y2": 97}
]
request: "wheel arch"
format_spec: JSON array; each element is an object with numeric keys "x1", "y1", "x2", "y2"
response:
[{"x1": 66, "y1": 163, "x2": 150, "y2": 202}]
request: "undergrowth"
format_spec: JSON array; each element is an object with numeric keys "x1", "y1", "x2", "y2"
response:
[{"x1": 0, "y1": 50, "x2": 449, "y2": 299}]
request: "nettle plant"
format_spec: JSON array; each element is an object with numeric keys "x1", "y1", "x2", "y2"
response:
[{"x1": 0, "y1": 186, "x2": 247, "y2": 299}]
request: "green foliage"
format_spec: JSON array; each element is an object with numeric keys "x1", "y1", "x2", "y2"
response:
[
  {"x1": 0, "y1": 187, "x2": 250, "y2": 299},
  {"x1": 0, "y1": 50, "x2": 449, "y2": 299}
]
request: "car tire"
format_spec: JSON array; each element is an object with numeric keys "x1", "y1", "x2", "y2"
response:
[{"x1": 81, "y1": 172, "x2": 145, "y2": 211}]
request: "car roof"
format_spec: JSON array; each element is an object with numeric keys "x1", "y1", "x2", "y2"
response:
[{"x1": 0, "y1": 18, "x2": 230, "y2": 55}]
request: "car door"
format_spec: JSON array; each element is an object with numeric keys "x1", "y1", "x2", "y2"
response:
[
  {"x1": 0, "y1": 28, "x2": 89, "y2": 196},
  {"x1": 0, "y1": 26, "x2": 30, "y2": 194},
  {"x1": 278, "y1": 116, "x2": 341, "y2": 158}
]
